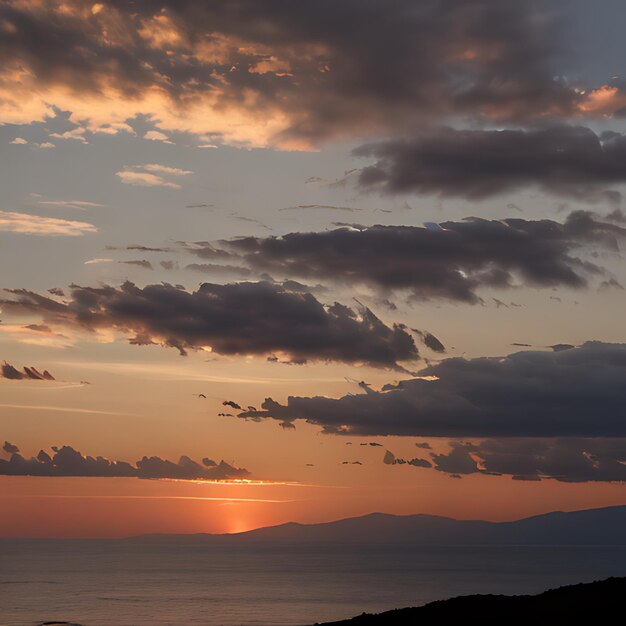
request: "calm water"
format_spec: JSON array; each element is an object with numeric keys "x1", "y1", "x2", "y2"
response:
[{"x1": 1, "y1": 541, "x2": 626, "y2": 625}]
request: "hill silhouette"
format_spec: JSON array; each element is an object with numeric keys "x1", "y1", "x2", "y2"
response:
[
  {"x1": 131, "y1": 504, "x2": 626, "y2": 545},
  {"x1": 316, "y1": 577, "x2": 626, "y2": 624}
]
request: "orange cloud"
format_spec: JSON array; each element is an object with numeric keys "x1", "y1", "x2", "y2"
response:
[{"x1": 0, "y1": 211, "x2": 97, "y2": 236}]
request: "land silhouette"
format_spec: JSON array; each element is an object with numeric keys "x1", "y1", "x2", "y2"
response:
[
  {"x1": 131, "y1": 504, "x2": 626, "y2": 546},
  {"x1": 316, "y1": 578, "x2": 626, "y2": 624}
]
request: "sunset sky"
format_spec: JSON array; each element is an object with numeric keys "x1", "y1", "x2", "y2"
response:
[{"x1": 1, "y1": 0, "x2": 626, "y2": 538}]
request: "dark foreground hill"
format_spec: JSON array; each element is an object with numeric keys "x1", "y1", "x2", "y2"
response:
[{"x1": 315, "y1": 577, "x2": 626, "y2": 625}]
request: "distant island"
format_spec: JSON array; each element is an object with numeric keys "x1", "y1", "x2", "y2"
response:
[
  {"x1": 129, "y1": 504, "x2": 626, "y2": 546},
  {"x1": 315, "y1": 578, "x2": 626, "y2": 624}
]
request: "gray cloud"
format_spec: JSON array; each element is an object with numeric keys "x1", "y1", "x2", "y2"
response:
[
  {"x1": 428, "y1": 438, "x2": 626, "y2": 483},
  {"x1": 354, "y1": 126, "x2": 626, "y2": 201},
  {"x1": 0, "y1": 444, "x2": 249, "y2": 480},
  {"x1": 185, "y1": 263, "x2": 256, "y2": 279},
  {"x1": 412, "y1": 329, "x2": 446, "y2": 353},
  {"x1": 383, "y1": 449, "x2": 432, "y2": 468},
  {"x1": 1, "y1": 361, "x2": 55, "y2": 381},
  {"x1": 219, "y1": 212, "x2": 624, "y2": 303},
  {"x1": 0, "y1": 0, "x2": 581, "y2": 145},
  {"x1": 1, "y1": 281, "x2": 419, "y2": 369},
  {"x1": 119, "y1": 260, "x2": 154, "y2": 270},
  {"x1": 2, "y1": 441, "x2": 19, "y2": 455},
  {"x1": 235, "y1": 342, "x2": 626, "y2": 437}
]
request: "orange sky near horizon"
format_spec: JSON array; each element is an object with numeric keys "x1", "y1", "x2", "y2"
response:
[{"x1": 2, "y1": 474, "x2": 626, "y2": 538}]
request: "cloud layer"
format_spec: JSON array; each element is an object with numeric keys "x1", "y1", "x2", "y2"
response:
[
  {"x1": 236, "y1": 342, "x2": 626, "y2": 437},
  {"x1": 354, "y1": 126, "x2": 626, "y2": 201},
  {"x1": 0, "y1": 281, "x2": 419, "y2": 369},
  {"x1": 0, "y1": 0, "x2": 595, "y2": 147},
  {"x1": 383, "y1": 438, "x2": 626, "y2": 484},
  {"x1": 0, "y1": 444, "x2": 249, "y2": 480},
  {"x1": 429, "y1": 438, "x2": 626, "y2": 483},
  {"x1": 0, "y1": 211, "x2": 96, "y2": 236},
  {"x1": 1, "y1": 361, "x2": 55, "y2": 381},
  {"x1": 217, "y1": 212, "x2": 624, "y2": 303}
]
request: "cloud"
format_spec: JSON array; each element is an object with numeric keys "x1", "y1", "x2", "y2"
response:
[
  {"x1": 37, "y1": 199, "x2": 104, "y2": 210},
  {"x1": 0, "y1": 444, "x2": 249, "y2": 480},
  {"x1": 9, "y1": 137, "x2": 28, "y2": 145},
  {"x1": 0, "y1": 280, "x2": 419, "y2": 369},
  {"x1": 354, "y1": 126, "x2": 626, "y2": 201},
  {"x1": 116, "y1": 171, "x2": 181, "y2": 189},
  {"x1": 235, "y1": 342, "x2": 626, "y2": 437},
  {"x1": 2, "y1": 441, "x2": 19, "y2": 455},
  {"x1": 0, "y1": 0, "x2": 581, "y2": 148},
  {"x1": 119, "y1": 260, "x2": 154, "y2": 270},
  {"x1": 139, "y1": 164, "x2": 192, "y2": 176},
  {"x1": 0, "y1": 324, "x2": 71, "y2": 348},
  {"x1": 423, "y1": 438, "x2": 626, "y2": 483},
  {"x1": 0, "y1": 211, "x2": 96, "y2": 236},
  {"x1": 185, "y1": 263, "x2": 255, "y2": 279},
  {"x1": 280, "y1": 204, "x2": 363, "y2": 213},
  {"x1": 219, "y1": 212, "x2": 625, "y2": 303},
  {"x1": 223, "y1": 400, "x2": 242, "y2": 410},
  {"x1": 116, "y1": 164, "x2": 192, "y2": 188},
  {"x1": 84, "y1": 258, "x2": 114, "y2": 265},
  {"x1": 144, "y1": 130, "x2": 172, "y2": 142},
  {"x1": 50, "y1": 126, "x2": 87, "y2": 142},
  {"x1": 383, "y1": 449, "x2": 432, "y2": 468},
  {"x1": 1, "y1": 361, "x2": 55, "y2": 381},
  {"x1": 105, "y1": 244, "x2": 173, "y2": 252},
  {"x1": 412, "y1": 329, "x2": 446, "y2": 353}
]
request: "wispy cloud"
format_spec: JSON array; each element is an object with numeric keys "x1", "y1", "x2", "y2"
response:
[
  {"x1": 0, "y1": 211, "x2": 96, "y2": 236},
  {"x1": 139, "y1": 164, "x2": 193, "y2": 176},
  {"x1": 50, "y1": 127, "x2": 88, "y2": 143},
  {"x1": 144, "y1": 130, "x2": 173, "y2": 143},
  {"x1": 116, "y1": 164, "x2": 193, "y2": 189},
  {"x1": 37, "y1": 199, "x2": 104, "y2": 210},
  {"x1": 84, "y1": 258, "x2": 114, "y2": 265}
]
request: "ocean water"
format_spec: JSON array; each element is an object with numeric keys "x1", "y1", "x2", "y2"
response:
[{"x1": 1, "y1": 541, "x2": 626, "y2": 625}]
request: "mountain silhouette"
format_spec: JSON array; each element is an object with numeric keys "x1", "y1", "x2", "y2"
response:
[{"x1": 130, "y1": 504, "x2": 626, "y2": 545}]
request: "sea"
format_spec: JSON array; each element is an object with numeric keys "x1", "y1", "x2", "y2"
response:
[{"x1": 1, "y1": 541, "x2": 626, "y2": 625}]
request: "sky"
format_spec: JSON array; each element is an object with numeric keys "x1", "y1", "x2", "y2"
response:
[{"x1": 1, "y1": 0, "x2": 626, "y2": 538}]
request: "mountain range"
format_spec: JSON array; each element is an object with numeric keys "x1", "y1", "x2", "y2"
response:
[{"x1": 131, "y1": 504, "x2": 626, "y2": 545}]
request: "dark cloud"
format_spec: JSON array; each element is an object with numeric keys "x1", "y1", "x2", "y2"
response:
[
  {"x1": 1, "y1": 361, "x2": 55, "y2": 381},
  {"x1": 1, "y1": 281, "x2": 419, "y2": 369},
  {"x1": 106, "y1": 245, "x2": 172, "y2": 252},
  {"x1": 0, "y1": 0, "x2": 579, "y2": 145},
  {"x1": 3, "y1": 441, "x2": 19, "y2": 455},
  {"x1": 235, "y1": 342, "x2": 626, "y2": 437},
  {"x1": 383, "y1": 449, "x2": 432, "y2": 468},
  {"x1": 428, "y1": 438, "x2": 626, "y2": 483},
  {"x1": 0, "y1": 444, "x2": 248, "y2": 480},
  {"x1": 431, "y1": 443, "x2": 480, "y2": 474},
  {"x1": 354, "y1": 126, "x2": 626, "y2": 201},
  {"x1": 549, "y1": 343, "x2": 576, "y2": 352},
  {"x1": 119, "y1": 260, "x2": 154, "y2": 270},
  {"x1": 185, "y1": 263, "x2": 255, "y2": 279},
  {"x1": 220, "y1": 212, "x2": 625, "y2": 303},
  {"x1": 223, "y1": 400, "x2": 242, "y2": 410},
  {"x1": 599, "y1": 278, "x2": 624, "y2": 291},
  {"x1": 280, "y1": 205, "x2": 363, "y2": 213},
  {"x1": 412, "y1": 329, "x2": 446, "y2": 353}
]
